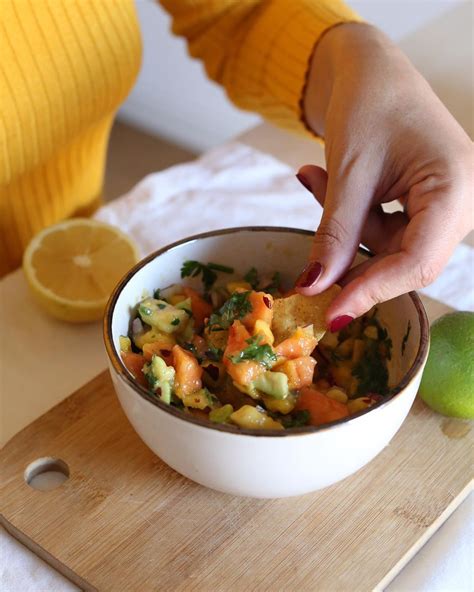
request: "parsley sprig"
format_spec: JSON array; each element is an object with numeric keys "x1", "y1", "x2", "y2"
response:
[
  {"x1": 181, "y1": 260, "x2": 234, "y2": 292},
  {"x1": 208, "y1": 291, "x2": 252, "y2": 331},
  {"x1": 229, "y1": 335, "x2": 277, "y2": 368}
]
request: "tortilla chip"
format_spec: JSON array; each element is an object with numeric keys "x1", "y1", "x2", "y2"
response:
[{"x1": 272, "y1": 285, "x2": 341, "y2": 344}]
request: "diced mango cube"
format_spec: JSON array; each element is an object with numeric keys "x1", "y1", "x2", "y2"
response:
[
  {"x1": 262, "y1": 393, "x2": 296, "y2": 414},
  {"x1": 253, "y1": 320, "x2": 274, "y2": 345},
  {"x1": 230, "y1": 405, "x2": 283, "y2": 430}
]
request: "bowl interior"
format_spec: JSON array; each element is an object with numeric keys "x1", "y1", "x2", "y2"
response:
[{"x1": 107, "y1": 228, "x2": 426, "y2": 421}]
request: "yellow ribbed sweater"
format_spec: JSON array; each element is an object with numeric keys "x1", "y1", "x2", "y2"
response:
[{"x1": 0, "y1": 0, "x2": 359, "y2": 277}]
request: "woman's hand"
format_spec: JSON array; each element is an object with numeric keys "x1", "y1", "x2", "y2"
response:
[{"x1": 296, "y1": 23, "x2": 473, "y2": 332}]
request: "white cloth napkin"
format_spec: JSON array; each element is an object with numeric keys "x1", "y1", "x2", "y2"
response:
[
  {"x1": 95, "y1": 141, "x2": 321, "y2": 253},
  {"x1": 2, "y1": 142, "x2": 472, "y2": 591}
]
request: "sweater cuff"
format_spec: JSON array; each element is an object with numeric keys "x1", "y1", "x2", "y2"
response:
[{"x1": 224, "y1": 1, "x2": 362, "y2": 139}]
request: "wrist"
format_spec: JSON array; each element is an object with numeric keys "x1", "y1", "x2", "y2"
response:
[{"x1": 303, "y1": 23, "x2": 401, "y2": 136}]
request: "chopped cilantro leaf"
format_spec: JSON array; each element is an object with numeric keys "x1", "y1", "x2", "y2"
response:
[
  {"x1": 244, "y1": 267, "x2": 259, "y2": 289},
  {"x1": 208, "y1": 291, "x2": 252, "y2": 331},
  {"x1": 170, "y1": 394, "x2": 184, "y2": 408},
  {"x1": 203, "y1": 388, "x2": 220, "y2": 409},
  {"x1": 280, "y1": 410, "x2": 310, "y2": 428},
  {"x1": 182, "y1": 342, "x2": 197, "y2": 355},
  {"x1": 181, "y1": 260, "x2": 233, "y2": 292},
  {"x1": 171, "y1": 318, "x2": 180, "y2": 326},
  {"x1": 352, "y1": 339, "x2": 389, "y2": 396},
  {"x1": 263, "y1": 271, "x2": 281, "y2": 294},
  {"x1": 153, "y1": 289, "x2": 162, "y2": 300},
  {"x1": 206, "y1": 262, "x2": 234, "y2": 273},
  {"x1": 229, "y1": 335, "x2": 277, "y2": 368},
  {"x1": 206, "y1": 344, "x2": 224, "y2": 362},
  {"x1": 158, "y1": 303, "x2": 166, "y2": 310}
]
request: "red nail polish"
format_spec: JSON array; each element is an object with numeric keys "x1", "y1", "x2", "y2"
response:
[
  {"x1": 296, "y1": 173, "x2": 311, "y2": 192},
  {"x1": 329, "y1": 315, "x2": 354, "y2": 333},
  {"x1": 296, "y1": 261, "x2": 323, "y2": 288}
]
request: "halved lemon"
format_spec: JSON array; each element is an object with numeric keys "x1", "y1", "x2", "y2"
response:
[{"x1": 23, "y1": 218, "x2": 139, "y2": 323}]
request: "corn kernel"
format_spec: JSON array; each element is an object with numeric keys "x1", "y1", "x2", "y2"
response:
[
  {"x1": 326, "y1": 387, "x2": 348, "y2": 403},
  {"x1": 119, "y1": 335, "x2": 131, "y2": 353},
  {"x1": 347, "y1": 397, "x2": 371, "y2": 414},
  {"x1": 253, "y1": 319, "x2": 274, "y2": 345},
  {"x1": 262, "y1": 393, "x2": 296, "y2": 414},
  {"x1": 226, "y1": 281, "x2": 252, "y2": 293},
  {"x1": 169, "y1": 293, "x2": 187, "y2": 305},
  {"x1": 230, "y1": 405, "x2": 283, "y2": 430}
]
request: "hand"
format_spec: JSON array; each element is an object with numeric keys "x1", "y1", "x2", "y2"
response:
[{"x1": 295, "y1": 23, "x2": 473, "y2": 332}]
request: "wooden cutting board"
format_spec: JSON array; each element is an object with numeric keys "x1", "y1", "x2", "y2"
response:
[{"x1": 1, "y1": 364, "x2": 472, "y2": 592}]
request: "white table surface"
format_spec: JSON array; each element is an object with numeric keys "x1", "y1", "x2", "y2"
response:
[{"x1": 2, "y1": 2, "x2": 473, "y2": 590}]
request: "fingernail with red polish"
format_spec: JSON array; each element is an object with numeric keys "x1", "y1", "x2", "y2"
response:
[
  {"x1": 296, "y1": 173, "x2": 311, "y2": 192},
  {"x1": 329, "y1": 315, "x2": 354, "y2": 333},
  {"x1": 296, "y1": 261, "x2": 323, "y2": 288}
]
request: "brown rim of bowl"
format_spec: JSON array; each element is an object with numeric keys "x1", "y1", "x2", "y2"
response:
[{"x1": 104, "y1": 226, "x2": 430, "y2": 437}]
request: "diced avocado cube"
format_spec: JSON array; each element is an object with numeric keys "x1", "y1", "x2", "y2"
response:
[
  {"x1": 253, "y1": 371, "x2": 289, "y2": 399},
  {"x1": 149, "y1": 354, "x2": 175, "y2": 404},
  {"x1": 209, "y1": 404, "x2": 234, "y2": 424},
  {"x1": 138, "y1": 297, "x2": 188, "y2": 333}
]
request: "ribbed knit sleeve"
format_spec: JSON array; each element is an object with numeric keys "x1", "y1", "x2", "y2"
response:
[{"x1": 160, "y1": 0, "x2": 361, "y2": 135}]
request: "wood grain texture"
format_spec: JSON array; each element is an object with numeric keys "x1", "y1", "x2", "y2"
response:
[{"x1": 1, "y1": 367, "x2": 472, "y2": 592}]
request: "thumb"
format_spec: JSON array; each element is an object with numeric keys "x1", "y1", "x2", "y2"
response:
[{"x1": 295, "y1": 164, "x2": 374, "y2": 295}]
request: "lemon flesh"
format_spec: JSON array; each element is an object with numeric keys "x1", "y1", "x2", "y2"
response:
[
  {"x1": 23, "y1": 219, "x2": 139, "y2": 323},
  {"x1": 419, "y1": 311, "x2": 474, "y2": 419}
]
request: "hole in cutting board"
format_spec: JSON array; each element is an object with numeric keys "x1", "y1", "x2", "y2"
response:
[{"x1": 24, "y1": 457, "x2": 70, "y2": 491}]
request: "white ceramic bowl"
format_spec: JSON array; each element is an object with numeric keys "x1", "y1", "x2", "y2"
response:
[{"x1": 104, "y1": 227, "x2": 429, "y2": 498}]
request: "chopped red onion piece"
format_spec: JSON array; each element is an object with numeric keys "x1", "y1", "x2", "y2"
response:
[{"x1": 132, "y1": 317, "x2": 143, "y2": 335}]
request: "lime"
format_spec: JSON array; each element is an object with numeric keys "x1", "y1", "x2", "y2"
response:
[{"x1": 419, "y1": 311, "x2": 474, "y2": 418}]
